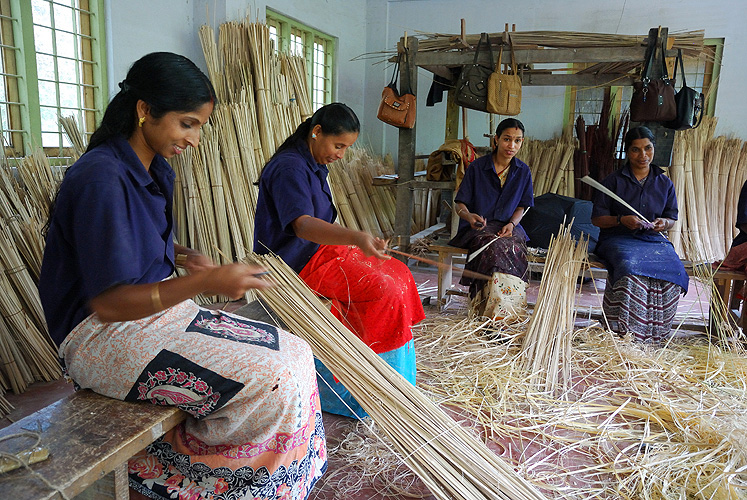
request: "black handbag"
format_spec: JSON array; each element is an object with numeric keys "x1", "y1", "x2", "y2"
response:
[
  {"x1": 629, "y1": 37, "x2": 676, "y2": 123},
  {"x1": 455, "y1": 33, "x2": 494, "y2": 112},
  {"x1": 663, "y1": 49, "x2": 704, "y2": 130}
]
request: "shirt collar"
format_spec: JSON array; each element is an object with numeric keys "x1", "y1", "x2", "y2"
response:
[
  {"x1": 109, "y1": 135, "x2": 174, "y2": 187},
  {"x1": 294, "y1": 140, "x2": 328, "y2": 174},
  {"x1": 622, "y1": 162, "x2": 664, "y2": 181}
]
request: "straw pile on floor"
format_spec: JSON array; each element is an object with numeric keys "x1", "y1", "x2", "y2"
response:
[
  {"x1": 250, "y1": 253, "x2": 547, "y2": 500},
  {"x1": 667, "y1": 117, "x2": 747, "y2": 262},
  {"x1": 518, "y1": 127, "x2": 576, "y2": 198}
]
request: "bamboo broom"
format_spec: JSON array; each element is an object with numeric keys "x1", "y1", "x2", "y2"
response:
[{"x1": 249, "y1": 253, "x2": 548, "y2": 500}]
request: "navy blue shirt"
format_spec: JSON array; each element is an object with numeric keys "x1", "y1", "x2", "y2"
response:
[
  {"x1": 592, "y1": 163, "x2": 678, "y2": 243},
  {"x1": 254, "y1": 141, "x2": 337, "y2": 272},
  {"x1": 733, "y1": 179, "x2": 747, "y2": 247},
  {"x1": 38, "y1": 136, "x2": 176, "y2": 345},
  {"x1": 454, "y1": 154, "x2": 534, "y2": 238}
]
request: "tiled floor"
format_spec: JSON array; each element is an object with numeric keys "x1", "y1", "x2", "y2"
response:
[{"x1": 0, "y1": 258, "x2": 718, "y2": 499}]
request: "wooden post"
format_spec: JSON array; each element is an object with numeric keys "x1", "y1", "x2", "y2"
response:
[{"x1": 393, "y1": 36, "x2": 418, "y2": 255}]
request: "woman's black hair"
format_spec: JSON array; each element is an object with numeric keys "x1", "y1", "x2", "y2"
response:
[
  {"x1": 256, "y1": 102, "x2": 359, "y2": 184},
  {"x1": 270, "y1": 102, "x2": 359, "y2": 160},
  {"x1": 492, "y1": 118, "x2": 525, "y2": 153},
  {"x1": 624, "y1": 126, "x2": 656, "y2": 152},
  {"x1": 86, "y1": 52, "x2": 216, "y2": 152}
]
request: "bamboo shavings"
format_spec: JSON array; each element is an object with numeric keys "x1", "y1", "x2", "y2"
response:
[
  {"x1": 519, "y1": 222, "x2": 588, "y2": 396},
  {"x1": 249, "y1": 253, "x2": 547, "y2": 500},
  {"x1": 414, "y1": 312, "x2": 747, "y2": 499}
]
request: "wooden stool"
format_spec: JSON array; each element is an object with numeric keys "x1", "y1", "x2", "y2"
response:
[{"x1": 0, "y1": 389, "x2": 185, "y2": 499}]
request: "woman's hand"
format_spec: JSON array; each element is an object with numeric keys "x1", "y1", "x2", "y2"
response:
[
  {"x1": 182, "y1": 253, "x2": 216, "y2": 273},
  {"x1": 652, "y1": 218, "x2": 671, "y2": 232},
  {"x1": 203, "y1": 263, "x2": 273, "y2": 299},
  {"x1": 498, "y1": 222, "x2": 514, "y2": 238},
  {"x1": 620, "y1": 215, "x2": 655, "y2": 231},
  {"x1": 466, "y1": 213, "x2": 485, "y2": 230},
  {"x1": 355, "y1": 232, "x2": 390, "y2": 260}
]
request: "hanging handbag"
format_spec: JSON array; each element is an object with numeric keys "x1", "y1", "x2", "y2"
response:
[
  {"x1": 455, "y1": 33, "x2": 494, "y2": 112},
  {"x1": 377, "y1": 51, "x2": 416, "y2": 129},
  {"x1": 629, "y1": 37, "x2": 676, "y2": 123},
  {"x1": 663, "y1": 49, "x2": 704, "y2": 130},
  {"x1": 487, "y1": 33, "x2": 522, "y2": 115}
]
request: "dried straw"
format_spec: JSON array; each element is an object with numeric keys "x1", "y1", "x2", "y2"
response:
[{"x1": 249, "y1": 253, "x2": 547, "y2": 500}]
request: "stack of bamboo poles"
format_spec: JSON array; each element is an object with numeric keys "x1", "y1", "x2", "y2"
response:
[
  {"x1": 519, "y1": 222, "x2": 589, "y2": 396},
  {"x1": 250, "y1": 253, "x2": 547, "y2": 500},
  {"x1": 327, "y1": 147, "x2": 399, "y2": 238},
  {"x1": 518, "y1": 128, "x2": 576, "y2": 198},
  {"x1": 667, "y1": 118, "x2": 747, "y2": 262},
  {"x1": 0, "y1": 150, "x2": 63, "y2": 398}
]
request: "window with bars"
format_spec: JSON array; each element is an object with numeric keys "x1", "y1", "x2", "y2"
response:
[
  {"x1": 0, "y1": 0, "x2": 105, "y2": 158},
  {"x1": 266, "y1": 10, "x2": 334, "y2": 111}
]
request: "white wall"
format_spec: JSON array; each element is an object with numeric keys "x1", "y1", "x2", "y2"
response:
[
  {"x1": 105, "y1": 0, "x2": 368, "y2": 127},
  {"x1": 104, "y1": 0, "x2": 747, "y2": 163},
  {"x1": 370, "y1": 0, "x2": 747, "y2": 162}
]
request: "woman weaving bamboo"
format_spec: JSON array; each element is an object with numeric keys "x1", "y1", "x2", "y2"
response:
[
  {"x1": 254, "y1": 102, "x2": 425, "y2": 419},
  {"x1": 591, "y1": 126, "x2": 688, "y2": 342},
  {"x1": 38, "y1": 52, "x2": 326, "y2": 500},
  {"x1": 449, "y1": 118, "x2": 534, "y2": 319}
]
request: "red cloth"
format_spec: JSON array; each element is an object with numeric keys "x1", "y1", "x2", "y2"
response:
[
  {"x1": 299, "y1": 245, "x2": 425, "y2": 354},
  {"x1": 715, "y1": 242, "x2": 747, "y2": 272}
]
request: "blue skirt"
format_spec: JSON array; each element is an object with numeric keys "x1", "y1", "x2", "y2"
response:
[{"x1": 314, "y1": 339, "x2": 416, "y2": 418}]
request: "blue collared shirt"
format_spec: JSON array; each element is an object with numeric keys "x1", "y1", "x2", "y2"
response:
[
  {"x1": 254, "y1": 141, "x2": 337, "y2": 272},
  {"x1": 592, "y1": 163, "x2": 678, "y2": 243},
  {"x1": 38, "y1": 136, "x2": 176, "y2": 345},
  {"x1": 454, "y1": 154, "x2": 534, "y2": 237}
]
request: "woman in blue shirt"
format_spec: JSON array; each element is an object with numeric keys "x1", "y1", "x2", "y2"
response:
[
  {"x1": 592, "y1": 126, "x2": 688, "y2": 342},
  {"x1": 449, "y1": 118, "x2": 534, "y2": 319},
  {"x1": 254, "y1": 103, "x2": 425, "y2": 419},
  {"x1": 39, "y1": 52, "x2": 326, "y2": 500}
]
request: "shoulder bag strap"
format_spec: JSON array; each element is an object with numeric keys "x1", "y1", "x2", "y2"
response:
[
  {"x1": 508, "y1": 33, "x2": 518, "y2": 76},
  {"x1": 401, "y1": 48, "x2": 414, "y2": 95},
  {"x1": 388, "y1": 52, "x2": 401, "y2": 89},
  {"x1": 640, "y1": 33, "x2": 658, "y2": 80},
  {"x1": 485, "y1": 33, "x2": 494, "y2": 70},
  {"x1": 659, "y1": 38, "x2": 670, "y2": 79},
  {"x1": 675, "y1": 48, "x2": 686, "y2": 87}
]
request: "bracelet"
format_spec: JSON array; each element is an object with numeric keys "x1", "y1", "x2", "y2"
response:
[
  {"x1": 617, "y1": 214, "x2": 622, "y2": 225},
  {"x1": 151, "y1": 282, "x2": 164, "y2": 312},
  {"x1": 175, "y1": 253, "x2": 188, "y2": 268},
  {"x1": 508, "y1": 221, "x2": 516, "y2": 227},
  {"x1": 457, "y1": 207, "x2": 467, "y2": 216}
]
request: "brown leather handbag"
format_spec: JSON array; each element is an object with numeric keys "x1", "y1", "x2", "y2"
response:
[
  {"x1": 630, "y1": 38, "x2": 676, "y2": 122},
  {"x1": 377, "y1": 51, "x2": 416, "y2": 129}
]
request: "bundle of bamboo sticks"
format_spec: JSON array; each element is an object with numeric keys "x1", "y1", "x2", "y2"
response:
[
  {"x1": 518, "y1": 127, "x2": 576, "y2": 198},
  {"x1": 250, "y1": 253, "x2": 547, "y2": 500},
  {"x1": 519, "y1": 222, "x2": 588, "y2": 395}
]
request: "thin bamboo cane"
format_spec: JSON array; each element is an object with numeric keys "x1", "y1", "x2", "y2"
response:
[
  {"x1": 668, "y1": 132, "x2": 687, "y2": 256},
  {"x1": 249, "y1": 253, "x2": 548, "y2": 500}
]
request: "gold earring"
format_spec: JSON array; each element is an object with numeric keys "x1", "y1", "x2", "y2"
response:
[{"x1": 138, "y1": 116, "x2": 145, "y2": 128}]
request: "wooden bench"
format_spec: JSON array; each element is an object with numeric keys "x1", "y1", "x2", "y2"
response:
[
  {"x1": 0, "y1": 389, "x2": 185, "y2": 499},
  {"x1": 430, "y1": 244, "x2": 747, "y2": 329}
]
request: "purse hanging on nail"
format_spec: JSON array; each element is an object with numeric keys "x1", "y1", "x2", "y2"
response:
[
  {"x1": 455, "y1": 33, "x2": 494, "y2": 112},
  {"x1": 629, "y1": 35, "x2": 676, "y2": 123},
  {"x1": 377, "y1": 51, "x2": 417, "y2": 129},
  {"x1": 663, "y1": 49, "x2": 704, "y2": 130},
  {"x1": 487, "y1": 32, "x2": 522, "y2": 116}
]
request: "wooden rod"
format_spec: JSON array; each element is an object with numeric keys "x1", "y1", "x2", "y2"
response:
[{"x1": 387, "y1": 248, "x2": 493, "y2": 281}]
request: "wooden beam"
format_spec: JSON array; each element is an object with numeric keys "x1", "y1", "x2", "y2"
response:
[{"x1": 521, "y1": 73, "x2": 635, "y2": 86}]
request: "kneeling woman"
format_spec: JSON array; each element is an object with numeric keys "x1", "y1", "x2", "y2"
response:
[
  {"x1": 254, "y1": 103, "x2": 425, "y2": 418},
  {"x1": 449, "y1": 118, "x2": 534, "y2": 319},
  {"x1": 591, "y1": 126, "x2": 688, "y2": 342},
  {"x1": 39, "y1": 53, "x2": 326, "y2": 500}
]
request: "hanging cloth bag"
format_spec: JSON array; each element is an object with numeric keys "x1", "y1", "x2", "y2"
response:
[
  {"x1": 455, "y1": 33, "x2": 494, "y2": 112},
  {"x1": 663, "y1": 49, "x2": 704, "y2": 130},
  {"x1": 377, "y1": 51, "x2": 417, "y2": 129},
  {"x1": 487, "y1": 33, "x2": 522, "y2": 115},
  {"x1": 629, "y1": 36, "x2": 676, "y2": 122}
]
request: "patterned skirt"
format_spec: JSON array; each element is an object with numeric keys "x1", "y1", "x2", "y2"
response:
[
  {"x1": 602, "y1": 275, "x2": 683, "y2": 342},
  {"x1": 59, "y1": 300, "x2": 326, "y2": 500}
]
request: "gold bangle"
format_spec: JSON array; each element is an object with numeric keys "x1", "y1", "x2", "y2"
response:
[
  {"x1": 175, "y1": 253, "x2": 188, "y2": 268},
  {"x1": 151, "y1": 282, "x2": 164, "y2": 312},
  {"x1": 457, "y1": 207, "x2": 467, "y2": 216}
]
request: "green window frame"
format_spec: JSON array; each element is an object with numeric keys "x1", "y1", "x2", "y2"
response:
[
  {"x1": 0, "y1": 0, "x2": 106, "y2": 158},
  {"x1": 266, "y1": 9, "x2": 334, "y2": 111}
]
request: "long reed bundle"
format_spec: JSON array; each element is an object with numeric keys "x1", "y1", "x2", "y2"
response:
[
  {"x1": 250, "y1": 254, "x2": 547, "y2": 500},
  {"x1": 519, "y1": 223, "x2": 588, "y2": 395},
  {"x1": 721, "y1": 139, "x2": 744, "y2": 252},
  {"x1": 58, "y1": 115, "x2": 87, "y2": 160},
  {"x1": 247, "y1": 21, "x2": 277, "y2": 163},
  {"x1": 703, "y1": 136, "x2": 726, "y2": 260},
  {"x1": 683, "y1": 117, "x2": 717, "y2": 261},
  {"x1": 281, "y1": 54, "x2": 313, "y2": 121},
  {"x1": 667, "y1": 132, "x2": 687, "y2": 256}
]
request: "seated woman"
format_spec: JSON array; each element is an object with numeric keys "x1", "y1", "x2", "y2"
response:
[
  {"x1": 591, "y1": 126, "x2": 688, "y2": 342},
  {"x1": 448, "y1": 118, "x2": 534, "y2": 319},
  {"x1": 254, "y1": 103, "x2": 425, "y2": 419},
  {"x1": 38, "y1": 52, "x2": 326, "y2": 500}
]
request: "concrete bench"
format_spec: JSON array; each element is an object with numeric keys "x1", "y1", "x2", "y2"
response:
[
  {"x1": 0, "y1": 389, "x2": 185, "y2": 499},
  {"x1": 430, "y1": 244, "x2": 747, "y2": 329}
]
